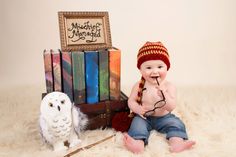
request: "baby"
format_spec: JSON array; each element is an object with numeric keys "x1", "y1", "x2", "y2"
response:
[{"x1": 123, "y1": 41, "x2": 195, "y2": 153}]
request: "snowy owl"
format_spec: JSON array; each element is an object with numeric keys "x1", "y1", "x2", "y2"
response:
[{"x1": 39, "y1": 91, "x2": 88, "y2": 151}]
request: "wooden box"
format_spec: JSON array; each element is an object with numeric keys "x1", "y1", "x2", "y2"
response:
[{"x1": 76, "y1": 92, "x2": 128, "y2": 130}]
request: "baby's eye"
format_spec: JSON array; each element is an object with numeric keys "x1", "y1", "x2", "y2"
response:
[
  {"x1": 48, "y1": 102, "x2": 53, "y2": 107},
  {"x1": 158, "y1": 65, "x2": 163, "y2": 69},
  {"x1": 61, "y1": 100, "x2": 65, "y2": 104},
  {"x1": 146, "y1": 66, "x2": 151, "y2": 69}
]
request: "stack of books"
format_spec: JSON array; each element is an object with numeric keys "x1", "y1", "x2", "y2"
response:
[{"x1": 43, "y1": 48, "x2": 121, "y2": 104}]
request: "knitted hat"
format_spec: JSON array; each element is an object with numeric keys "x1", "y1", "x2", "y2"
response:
[{"x1": 137, "y1": 41, "x2": 170, "y2": 70}]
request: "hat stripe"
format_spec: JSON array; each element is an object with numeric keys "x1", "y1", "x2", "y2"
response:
[
  {"x1": 137, "y1": 50, "x2": 169, "y2": 60},
  {"x1": 139, "y1": 45, "x2": 168, "y2": 54}
]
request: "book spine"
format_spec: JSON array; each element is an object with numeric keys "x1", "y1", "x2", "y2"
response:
[
  {"x1": 52, "y1": 49, "x2": 62, "y2": 92},
  {"x1": 62, "y1": 51, "x2": 73, "y2": 101},
  {"x1": 109, "y1": 48, "x2": 121, "y2": 100},
  {"x1": 98, "y1": 49, "x2": 109, "y2": 101},
  {"x1": 43, "y1": 49, "x2": 54, "y2": 93},
  {"x1": 72, "y1": 51, "x2": 86, "y2": 104},
  {"x1": 85, "y1": 51, "x2": 99, "y2": 104}
]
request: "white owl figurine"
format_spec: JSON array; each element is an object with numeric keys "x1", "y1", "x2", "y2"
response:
[{"x1": 39, "y1": 91, "x2": 88, "y2": 151}]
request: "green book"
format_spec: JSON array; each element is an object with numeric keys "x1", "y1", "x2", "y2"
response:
[
  {"x1": 98, "y1": 49, "x2": 109, "y2": 101},
  {"x1": 72, "y1": 51, "x2": 86, "y2": 104}
]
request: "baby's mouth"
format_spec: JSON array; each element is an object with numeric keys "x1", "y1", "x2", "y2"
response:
[
  {"x1": 151, "y1": 76, "x2": 160, "y2": 85},
  {"x1": 151, "y1": 76, "x2": 159, "y2": 79}
]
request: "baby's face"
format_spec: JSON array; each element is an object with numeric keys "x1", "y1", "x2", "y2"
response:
[{"x1": 139, "y1": 60, "x2": 167, "y2": 85}]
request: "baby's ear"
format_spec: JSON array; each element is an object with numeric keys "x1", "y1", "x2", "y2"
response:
[{"x1": 139, "y1": 70, "x2": 145, "y2": 77}]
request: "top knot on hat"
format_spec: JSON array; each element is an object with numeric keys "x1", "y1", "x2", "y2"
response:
[{"x1": 137, "y1": 41, "x2": 170, "y2": 70}]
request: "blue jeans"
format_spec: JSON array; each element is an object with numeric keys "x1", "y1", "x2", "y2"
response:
[{"x1": 128, "y1": 113, "x2": 188, "y2": 145}]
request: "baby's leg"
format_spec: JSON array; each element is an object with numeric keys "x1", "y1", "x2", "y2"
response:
[
  {"x1": 168, "y1": 137, "x2": 195, "y2": 153},
  {"x1": 123, "y1": 133, "x2": 144, "y2": 153},
  {"x1": 124, "y1": 115, "x2": 150, "y2": 153},
  {"x1": 155, "y1": 113, "x2": 195, "y2": 152}
]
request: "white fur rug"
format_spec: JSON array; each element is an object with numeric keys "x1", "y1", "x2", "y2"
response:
[{"x1": 0, "y1": 85, "x2": 236, "y2": 157}]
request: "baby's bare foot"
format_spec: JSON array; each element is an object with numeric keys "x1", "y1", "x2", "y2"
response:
[
  {"x1": 170, "y1": 140, "x2": 196, "y2": 153},
  {"x1": 123, "y1": 133, "x2": 144, "y2": 154}
]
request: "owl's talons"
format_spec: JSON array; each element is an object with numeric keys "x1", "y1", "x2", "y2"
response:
[
  {"x1": 69, "y1": 139, "x2": 82, "y2": 148},
  {"x1": 53, "y1": 142, "x2": 68, "y2": 151}
]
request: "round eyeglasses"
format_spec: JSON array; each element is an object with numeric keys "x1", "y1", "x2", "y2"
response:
[{"x1": 143, "y1": 77, "x2": 166, "y2": 117}]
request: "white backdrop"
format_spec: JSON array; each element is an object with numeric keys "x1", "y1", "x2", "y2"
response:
[{"x1": 1, "y1": 0, "x2": 236, "y2": 94}]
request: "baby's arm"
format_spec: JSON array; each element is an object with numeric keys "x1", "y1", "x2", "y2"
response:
[
  {"x1": 128, "y1": 81, "x2": 148, "y2": 116},
  {"x1": 162, "y1": 82, "x2": 177, "y2": 112}
]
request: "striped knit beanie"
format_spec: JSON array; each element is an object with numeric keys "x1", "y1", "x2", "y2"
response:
[{"x1": 137, "y1": 41, "x2": 170, "y2": 70}]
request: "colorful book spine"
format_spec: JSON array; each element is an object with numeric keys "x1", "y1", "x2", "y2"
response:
[
  {"x1": 62, "y1": 51, "x2": 73, "y2": 101},
  {"x1": 109, "y1": 48, "x2": 121, "y2": 100},
  {"x1": 72, "y1": 51, "x2": 86, "y2": 104},
  {"x1": 43, "y1": 49, "x2": 54, "y2": 93},
  {"x1": 85, "y1": 51, "x2": 99, "y2": 104},
  {"x1": 98, "y1": 49, "x2": 109, "y2": 101},
  {"x1": 52, "y1": 49, "x2": 62, "y2": 92}
]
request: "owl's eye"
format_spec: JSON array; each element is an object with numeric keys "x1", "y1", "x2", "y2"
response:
[
  {"x1": 48, "y1": 103, "x2": 53, "y2": 107},
  {"x1": 61, "y1": 100, "x2": 65, "y2": 104}
]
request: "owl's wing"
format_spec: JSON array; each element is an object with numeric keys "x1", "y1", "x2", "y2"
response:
[
  {"x1": 72, "y1": 104, "x2": 88, "y2": 134},
  {"x1": 39, "y1": 115, "x2": 53, "y2": 144}
]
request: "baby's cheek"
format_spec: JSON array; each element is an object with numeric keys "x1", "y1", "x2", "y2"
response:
[{"x1": 160, "y1": 71, "x2": 167, "y2": 77}]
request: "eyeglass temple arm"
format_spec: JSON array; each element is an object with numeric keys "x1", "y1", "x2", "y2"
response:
[{"x1": 155, "y1": 77, "x2": 166, "y2": 101}]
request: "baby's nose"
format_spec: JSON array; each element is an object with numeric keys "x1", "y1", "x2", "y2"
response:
[{"x1": 153, "y1": 68, "x2": 159, "y2": 74}]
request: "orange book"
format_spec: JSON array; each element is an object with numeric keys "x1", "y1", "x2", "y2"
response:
[{"x1": 109, "y1": 47, "x2": 121, "y2": 100}]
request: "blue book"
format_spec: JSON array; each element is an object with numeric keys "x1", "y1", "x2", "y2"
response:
[{"x1": 85, "y1": 51, "x2": 99, "y2": 104}]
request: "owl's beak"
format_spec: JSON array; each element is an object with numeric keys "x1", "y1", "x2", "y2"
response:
[{"x1": 57, "y1": 106, "x2": 61, "y2": 111}]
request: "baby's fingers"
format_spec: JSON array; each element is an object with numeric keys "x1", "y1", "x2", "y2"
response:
[{"x1": 139, "y1": 114, "x2": 146, "y2": 119}]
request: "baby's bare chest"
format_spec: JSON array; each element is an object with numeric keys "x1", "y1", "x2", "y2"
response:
[{"x1": 142, "y1": 87, "x2": 162, "y2": 106}]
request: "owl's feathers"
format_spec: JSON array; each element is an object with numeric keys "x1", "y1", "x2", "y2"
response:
[{"x1": 39, "y1": 92, "x2": 88, "y2": 151}]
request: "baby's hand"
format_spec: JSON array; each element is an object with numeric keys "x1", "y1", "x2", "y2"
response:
[{"x1": 133, "y1": 105, "x2": 148, "y2": 119}]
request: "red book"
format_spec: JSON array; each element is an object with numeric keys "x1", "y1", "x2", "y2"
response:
[
  {"x1": 51, "y1": 49, "x2": 62, "y2": 91},
  {"x1": 43, "y1": 49, "x2": 53, "y2": 93},
  {"x1": 62, "y1": 51, "x2": 73, "y2": 101}
]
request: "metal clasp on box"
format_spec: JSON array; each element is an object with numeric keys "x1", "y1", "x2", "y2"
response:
[{"x1": 100, "y1": 113, "x2": 107, "y2": 118}]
